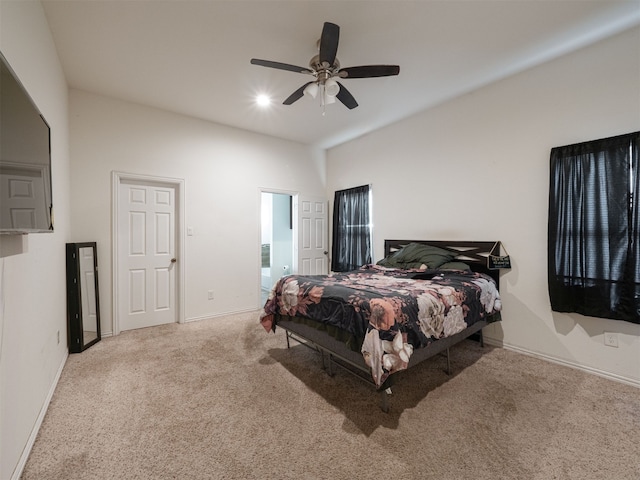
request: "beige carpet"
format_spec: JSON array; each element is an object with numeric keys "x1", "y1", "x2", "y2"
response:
[{"x1": 21, "y1": 312, "x2": 640, "y2": 479}]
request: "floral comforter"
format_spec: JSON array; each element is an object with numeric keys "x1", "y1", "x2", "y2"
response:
[{"x1": 260, "y1": 265, "x2": 501, "y2": 387}]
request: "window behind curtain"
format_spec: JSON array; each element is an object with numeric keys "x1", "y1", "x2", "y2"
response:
[
  {"x1": 548, "y1": 131, "x2": 639, "y2": 324},
  {"x1": 331, "y1": 185, "x2": 372, "y2": 272}
]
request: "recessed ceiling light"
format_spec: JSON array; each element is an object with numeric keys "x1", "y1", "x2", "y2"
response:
[{"x1": 256, "y1": 94, "x2": 271, "y2": 107}]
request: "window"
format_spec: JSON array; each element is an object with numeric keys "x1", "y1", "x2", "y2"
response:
[
  {"x1": 331, "y1": 185, "x2": 372, "y2": 272},
  {"x1": 548, "y1": 131, "x2": 639, "y2": 324}
]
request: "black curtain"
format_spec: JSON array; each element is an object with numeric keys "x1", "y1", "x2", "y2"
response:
[
  {"x1": 331, "y1": 185, "x2": 371, "y2": 272},
  {"x1": 625, "y1": 132, "x2": 640, "y2": 321},
  {"x1": 548, "y1": 132, "x2": 639, "y2": 323}
]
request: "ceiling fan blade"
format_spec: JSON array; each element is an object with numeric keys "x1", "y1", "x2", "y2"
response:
[
  {"x1": 339, "y1": 65, "x2": 400, "y2": 79},
  {"x1": 336, "y1": 82, "x2": 358, "y2": 109},
  {"x1": 319, "y1": 22, "x2": 340, "y2": 66},
  {"x1": 283, "y1": 82, "x2": 314, "y2": 105},
  {"x1": 250, "y1": 58, "x2": 314, "y2": 74}
]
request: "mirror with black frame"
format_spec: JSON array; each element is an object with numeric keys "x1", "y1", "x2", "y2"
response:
[{"x1": 66, "y1": 242, "x2": 101, "y2": 352}]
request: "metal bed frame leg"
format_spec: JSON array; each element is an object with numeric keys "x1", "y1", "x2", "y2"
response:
[
  {"x1": 479, "y1": 329, "x2": 485, "y2": 347},
  {"x1": 326, "y1": 353, "x2": 335, "y2": 377},
  {"x1": 446, "y1": 347, "x2": 451, "y2": 375},
  {"x1": 380, "y1": 388, "x2": 391, "y2": 413}
]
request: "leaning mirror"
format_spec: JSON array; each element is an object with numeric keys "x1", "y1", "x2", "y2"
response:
[{"x1": 66, "y1": 242, "x2": 101, "y2": 352}]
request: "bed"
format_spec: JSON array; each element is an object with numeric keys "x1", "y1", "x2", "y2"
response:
[{"x1": 260, "y1": 240, "x2": 503, "y2": 411}]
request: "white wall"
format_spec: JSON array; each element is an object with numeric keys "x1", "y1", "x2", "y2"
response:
[
  {"x1": 69, "y1": 90, "x2": 325, "y2": 332},
  {"x1": 327, "y1": 27, "x2": 640, "y2": 386},
  {"x1": 0, "y1": 2, "x2": 71, "y2": 479}
]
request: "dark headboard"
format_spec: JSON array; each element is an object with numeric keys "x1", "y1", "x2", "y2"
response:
[{"x1": 383, "y1": 240, "x2": 500, "y2": 287}]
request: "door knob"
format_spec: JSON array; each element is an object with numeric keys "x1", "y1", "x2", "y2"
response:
[{"x1": 171, "y1": 258, "x2": 177, "y2": 263}]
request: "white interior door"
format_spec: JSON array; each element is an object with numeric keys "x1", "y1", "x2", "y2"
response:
[
  {"x1": 297, "y1": 195, "x2": 328, "y2": 275},
  {"x1": 118, "y1": 181, "x2": 176, "y2": 331}
]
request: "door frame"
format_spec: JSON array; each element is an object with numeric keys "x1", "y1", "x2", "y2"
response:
[
  {"x1": 111, "y1": 171, "x2": 185, "y2": 335},
  {"x1": 259, "y1": 188, "x2": 298, "y2": 308}
]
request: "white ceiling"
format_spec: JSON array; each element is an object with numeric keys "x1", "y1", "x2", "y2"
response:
[{"x1": 41, "y1": 0, "x2": 640, "y2": 149}]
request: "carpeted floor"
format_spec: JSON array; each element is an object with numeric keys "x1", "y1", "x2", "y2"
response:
[{"x1": 21, "y1": 311, "x2": 640, "y2": 479}]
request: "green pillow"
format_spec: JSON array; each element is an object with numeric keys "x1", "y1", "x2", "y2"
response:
[
  {"x1": 377, "y1": 243, "x2": 455, "y2": 269},
  {"x1": 438, "y1": 261, "x2": 471, "y2": 271}
]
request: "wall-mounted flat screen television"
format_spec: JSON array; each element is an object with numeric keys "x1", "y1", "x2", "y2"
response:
[{"x1": 0, "y1": 50, "x2": 53, "y2": 234}]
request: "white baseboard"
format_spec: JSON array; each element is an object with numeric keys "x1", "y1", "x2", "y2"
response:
[
  {"x1": 185, "y1": 307, "x2": 260, "y2": 323},
  {"x1": 484, "y1": 338, "x2": 640, "y2": 389},
  {"x1": 12, "y1": 351, "x2": 68, "y2": 480}
]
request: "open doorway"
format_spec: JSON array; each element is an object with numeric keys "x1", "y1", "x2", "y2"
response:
[{"x1": 260, "y1": 191, "x2": 294, "y2": 305}]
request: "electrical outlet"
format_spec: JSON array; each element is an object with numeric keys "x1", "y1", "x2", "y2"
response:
[
  {"x1": 208, "y1": 290, "x2": 214, "y2": 300},
  {"x1": 604, "y1": 332, "x2": 618, "y2": 348}
]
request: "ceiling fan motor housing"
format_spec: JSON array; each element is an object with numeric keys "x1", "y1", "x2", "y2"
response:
[{"x1": 309, "y1": 54, "x2": 340, "y2": 84}]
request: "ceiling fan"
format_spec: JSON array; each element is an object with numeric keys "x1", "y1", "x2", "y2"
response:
[{"x1": 250, "y1": 22, "x2": 400, "y2": 110}]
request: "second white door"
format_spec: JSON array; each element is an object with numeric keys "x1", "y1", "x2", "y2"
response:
[{"x1": 298, "y1": 195, "x2": 328, "y2": 275}]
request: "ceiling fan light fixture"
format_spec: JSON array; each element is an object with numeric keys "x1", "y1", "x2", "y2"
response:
[
  {"x1": 303, "y1": 82, "x2": 319, "y2": 99},
  {"x1": 324, "y1": 91, "x2": 336, "y2": 104},
  {"x1": 324, "y1": 78, "x2": 340, "y2": 97}
]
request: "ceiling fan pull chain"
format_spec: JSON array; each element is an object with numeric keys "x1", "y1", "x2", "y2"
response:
[{"x1": 321, "y1": 84, "x2": 326, "y2": 115}]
